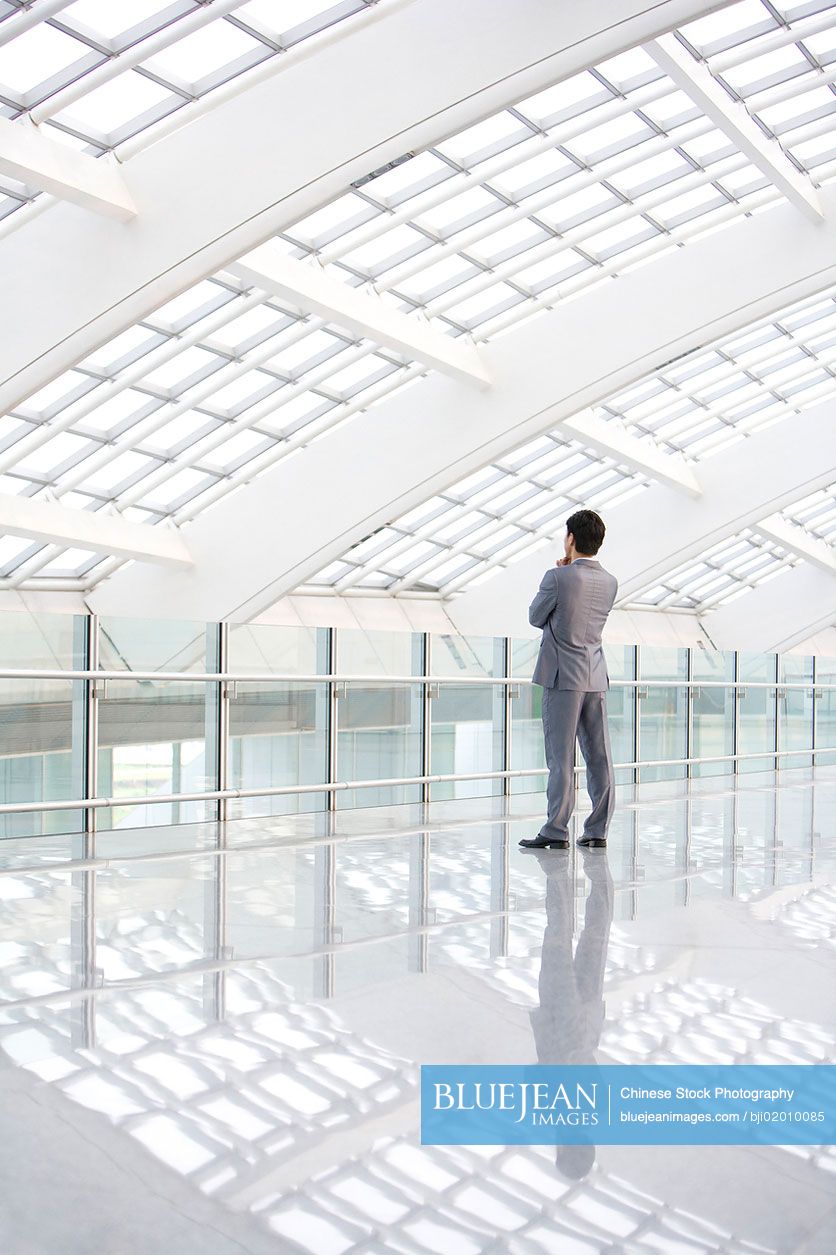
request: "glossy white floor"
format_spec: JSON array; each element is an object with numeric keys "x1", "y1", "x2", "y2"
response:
[{"x1": 0, "y1": 768, "x2": 834, "y2": 1255}]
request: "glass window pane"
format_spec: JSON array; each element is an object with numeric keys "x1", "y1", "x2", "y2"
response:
[
  {"x1": 97, "y1": 680, "x2": 212, "y2": 829},
  {"x1": 0, "y1": 678, "x2": 83, "y2": 837},
  {"x1": 639, "y1": 685, "x2": 687, "y2": 781},
  {"x1": 639, "y1": 645, "x2": 689, "y2": 680},
  {"x1": 815, "y1": 656, "x2": 836, "y2": 764},
  {"x1": 692, "y1": 685, "x2": 734, "y2": 778},
  {"x1": 738, "y1": 652, "x2": 777, "y2": 774},
  {"x1": 338, "y1": 629, "x2": 422, "y2": 676},
  {"x1": 99, "y1": 616, "x2": 211, "y2": 672},
  {"x1": 431, "y1": 634, "x2": 505, "y2": 678},
  {"x1": 509, "y1": 683, "x2": 545, "y2": 796},
  {"x1": 337, "y1": 683, "x2": 422, "y2": 808},
  {"x1": 779, "y1": 655, "x2": 814, "y2": 769},
  {"x1": 228, "y1": 623, "x2": 322, "y2": 675},
  {"x1": 229, "y1": 682, "x2": 327, "y2": 818},
  {"x1": 430, "y1": 683, "x2": 504, "y2": 800}
]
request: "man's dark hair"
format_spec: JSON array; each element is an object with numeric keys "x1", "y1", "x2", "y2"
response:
[{"x1": 566, "y1": 509, "x2": 605, "y2": 555}]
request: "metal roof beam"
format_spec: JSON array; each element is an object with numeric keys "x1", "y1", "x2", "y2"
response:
[
  {"x1": 648, "y1": 32, "x2": 823, "y2": 222},
  {"x1": 753, "y1": 513, "x2": 836, "y2": 574},
  {"x1": 0, "y1": 493, "x2": 192, "y2": 569},
  {"x1": 229, "y1": 244, "x2": 490, "y2": 388},
  {"x1": 561, "y1": 410, "x2": 702, "y2": 496},
  {"x1": 0, "y1": 116, "x2": 136, "y2": 221}
]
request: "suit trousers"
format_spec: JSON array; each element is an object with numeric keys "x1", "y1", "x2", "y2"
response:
[{"x1": 539, "y1": 687, "x2": 616, "y2": 842}]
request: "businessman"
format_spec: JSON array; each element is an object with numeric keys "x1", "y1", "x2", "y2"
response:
[{"x1": 520, "y1": 509, "x2": 618, "y2": 851}]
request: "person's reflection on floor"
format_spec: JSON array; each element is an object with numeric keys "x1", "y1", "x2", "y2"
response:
[{"x1": 530, "y1": 850, "x2": 614, "y2": 1181}]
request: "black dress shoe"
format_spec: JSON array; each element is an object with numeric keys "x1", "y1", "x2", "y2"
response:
[
  {"x1": 577, "y1": 836, "x2": 607, "y2": 848},
  {"x1": 519, "y1": 836, "x2": 569, "y2": 850}
]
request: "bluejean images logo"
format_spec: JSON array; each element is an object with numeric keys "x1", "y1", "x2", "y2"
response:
[
  {"x1": 432, "y1": 1077, "x2": 601, "y2": 1129},
  {"x1": 421, "y1": 1065, "x2": 836, "y2": 1146}
]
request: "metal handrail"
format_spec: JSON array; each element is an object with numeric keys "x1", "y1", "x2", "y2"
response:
[
  {"x1": 0, "y1": 747, "x2": 827, "y2": 815},
  {"x1": 0, "y1": 668, "x2": 832, "y2": 690}
]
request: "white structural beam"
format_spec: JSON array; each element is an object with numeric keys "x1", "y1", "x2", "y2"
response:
[
  {"x1": 0, "y1": 116, "x2": 136, "y2": 221},
  {"x1": 449, "y1": 399, "x2": 836, "y2": 638},
  {"x1": 560, "y1": 410, "x2": 702, "y2": 496},
  {"x1": 0, "y1": 0, "x2": 738, "y2": 415},
  {"x1": 754, "y1": 514, "x2": 836, "y2": 574},
  {"x1": 0, "y1": 493, "x2": 192, "y2": 569},
  {"x1": 229, "y1": 245, "x2": 490, "y2": 388},
  {"x1": 705, "y1": 564, "x2": 836, "y2": 653},
  {"x1": 88, "y1": 187, "x2": 836, "y2": 624},
  {"x1": 648, "y1": 33, "x2": 823, "y2": 222}
]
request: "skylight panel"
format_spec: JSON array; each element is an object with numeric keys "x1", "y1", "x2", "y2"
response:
[
  {"x1": 136, "y1": 466, "x2": 213, "y2": 511},
  {"x1": 436, "y1": 112, "x2": 528, "y2": 167},
  {"x1": 679, "y1": 1, "x2": 777, "y2": 54},
  {"x1": 0, "y1": 23, "x2": 95, "y2": 96},
  {"x1": 720, "y1": 42, "x2": 811, "y2": 95},
  {"x1": 472, "y1": 219, "x2": 549, "y2": 266},
  {"x1": 143, "y1": 22, "x2": 267, "y2": 86},
  {"x1": 34, "y1": 546, "x2": 101, "y2": 576},
  {"x1": 337, "y1": 223, "x2": 430, "y2": 274},
  {"x1": 53, "y1": 72, "x2": 177, "y2": 137},
  {"x1": 77, "y1": 449, "x2": 158, "y2": 493},
  {"x1": 609, "y1": 148, "x2": 692, "y2": 197},
  {"x1": 516, "y1": 72, "x2": 612, "y2": 126},
  {"x1": 260, "y1": 327, "x2": 344, "y2": 373},
  {"x1": 566, "y1": 112, "x2": 658, "y2": 164},
  {"x1": 141, "y1": 346, "x2": 224, "y2": 391},
  {"x1": 79, "y1": 326, "x2": 164, "y2": 373},
  {"x1": 18, "y1": 370, "x2": 92, "y2": 416},
  {"x1": 62, "y1": 0, "x2": 182, "y2": 40},
  {"x1": 145, "y1": 281, "x2": 235, "y2": 331},
  {"x1": 392, "y1": 254, "x2": 477, "y2": 303},
  {"x1": 201, "y1": 371, "x2": 279, "y2": 413},
  {"x1": 651, "y1": 184, "x2": 729, "y2": 228},
  {"x1": 597, "y1": 46, "x2": 663, "y2": 89},
  {"x1": 201, "y1": 428, "x2": 270, "y2": 471},
  {"x1": 15, "y1": 431, "x2": 92, "y2": 476},
  {"x1": 204, "y1": 304, "x2": 287, "y2": 353},
  {"x1": 289, "y1": 192, "x2": 375, "y2": 247},
  {"x1": 486, "y1": 147, "x2": 575, "y2": 200},
  {"x1": 363, "y1": 151, "x2": 454, "y2": 205},
  {"x1": 76, "y1": 390, "x2": 162, "y2": 435},
  {"x1": 141, "y1": 409, "x2": 217, "y2": 455},
  {"x1": 414, "y1": 185, "x2": 504, "y2": 236}
]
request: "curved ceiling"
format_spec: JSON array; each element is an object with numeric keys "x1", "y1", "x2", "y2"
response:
[{"x1": 1, "y1": 0, "x2": 835, "y2": 648}]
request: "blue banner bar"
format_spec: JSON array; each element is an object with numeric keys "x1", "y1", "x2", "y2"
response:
[{"x1": 421, "y1": 1065, "x2": 836, "y2": 1145}]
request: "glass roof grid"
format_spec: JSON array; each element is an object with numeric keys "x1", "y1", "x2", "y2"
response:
[
  {"x1": 0, "y1": 0, "x2": 377, "y2": 224},
  {"x1": 627, "y1": 524, "x2": 797, "y2": 609}
]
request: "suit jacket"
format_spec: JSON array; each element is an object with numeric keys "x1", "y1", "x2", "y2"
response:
[{"x1": 528, "y1": 557, "x2": 618, "y2": 690}]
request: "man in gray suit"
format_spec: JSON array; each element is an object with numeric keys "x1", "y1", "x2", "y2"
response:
[{"x1": 520, "y1": 510, "x2": 618, "y2": 852}]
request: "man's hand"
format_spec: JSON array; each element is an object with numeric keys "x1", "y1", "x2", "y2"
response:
[{"x1": 556, "y1": 556, "x2": 572, "y2": 567}]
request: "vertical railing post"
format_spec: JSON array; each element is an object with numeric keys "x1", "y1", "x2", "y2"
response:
[
  {"x1": 685, "y1": 646, "x2": 693, "y2": 780},
  {"x1": 72, "y1": 611, "x2": 98, "y2": 1048},
  {"x1": 216, "y1": 622, "x2": 230, "y2": 823},
  {"x1": 327, "y1": 628, "x2": 339, "y2": 813},
  {"x1": 732, "y1": 651, "x2": 740, "y2": 776},
  {"x1": 421, "y1": 633, "x2": 432, "y2": 806},
  {"x1": 773, "y1": 653, "x2": 781, "y2": 774},
  {"x1": 85, "y1": 613, "x2": 99, "y2": 836},
  {"x1": 503, "y1": 636, "x2": 513, "y2": 799},
  {"x1": 634, "y1": 644, "x2": 641, "y2": 789},
  {"x1": 811, "y1": 654, "x2": 817, "y2": 769}
]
